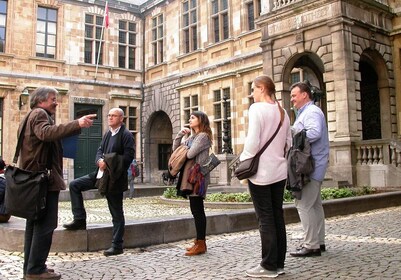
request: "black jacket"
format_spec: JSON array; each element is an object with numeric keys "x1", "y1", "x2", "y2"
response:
[{"x1": 94, "y1": 124, "x2": 135, "y2": 194}]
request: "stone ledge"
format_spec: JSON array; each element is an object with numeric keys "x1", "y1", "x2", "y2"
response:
[{"x1": 1, "y1": 191, "x2": 401, "y2": 252}]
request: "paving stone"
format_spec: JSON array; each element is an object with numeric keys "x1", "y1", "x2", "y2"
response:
[{"x1": 1, "y1": 206, "x2": 401, "y2": 279}]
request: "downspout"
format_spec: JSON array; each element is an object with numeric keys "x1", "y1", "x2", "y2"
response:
[{"x1": 140, "y1": 12, "x2": 146, "y2": 183}]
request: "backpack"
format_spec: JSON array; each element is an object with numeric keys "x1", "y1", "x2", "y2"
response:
[
  {"x1": 168, "y1": 145, "x2": 189, "y2": 177},
  {"x1": 130, "y1": 159, "x2": 140, "y2": 178},
  {"x1": 287, "y1": 129, "x2": 314, "y2": 192}
]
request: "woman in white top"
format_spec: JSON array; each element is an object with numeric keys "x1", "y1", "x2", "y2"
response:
[{"x1": 242, "y1": 75, "x2": 292, "y2": 278}]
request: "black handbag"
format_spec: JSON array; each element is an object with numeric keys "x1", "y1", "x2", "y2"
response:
[
  {"x1": 200, "y1": 153, "x2": 221, "y2": 175},
  {"x1": 234, "y1": 104, "x2": 284, "y2": 180},
  {"x1": 4, "y1": 111, "x2": 51, "y2": 220},
  {"x1": 5, "y1": 166, "x2": 48, "y2": 220}
]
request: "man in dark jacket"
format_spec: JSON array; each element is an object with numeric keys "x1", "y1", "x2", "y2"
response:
[
  {"x1": 18, "y1": 87, "x2": 95, "y2": 280},
  {"x1": 63, "y1": 108, "x2": 135, "y2": 257}
]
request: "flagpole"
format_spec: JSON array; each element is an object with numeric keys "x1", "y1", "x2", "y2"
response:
[{"x1": 94, "y1": 1, "x2": 108, "y2": 81}]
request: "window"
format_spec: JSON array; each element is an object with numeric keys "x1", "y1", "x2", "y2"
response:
[
  {"x1": 246, "y1": 0, "x2": 261, "y2": 31},
  {"x1": 211, "y1": 0, "x2": 229, "y2": 43},
  {"x1": 182, "y1": 0, "x2": 198, "y2": 53},
  {"x1": 248, "y1": 82, "x2": 254, "y2": 106},
  {"x1": 158, "y1": 144, "x2": 171, "y2": 170},
  {"x1": 36, "y1": 6, "x2": 57, "y2": 58},
  {"x1": 85, "y1": 14, "x2": 104, "y2": 64},
  {"x1": 0, "y1": 0, "x2": 7, "y2": 53},
  {"x1": 119, "y1": 20, "x2": 136, "y2": 69},
  {"x1": 119, "y1": 106, "x2": 138, "y2": 145},
  {"x1": 183, "y1": 95, "x2": 199, "y2": 125},
  {"x1": 213, "y1": 88, "x2": 231, "y2": 153},
  {"x1": 151, "y1": 14, "x2": 164, "y2": 65}
]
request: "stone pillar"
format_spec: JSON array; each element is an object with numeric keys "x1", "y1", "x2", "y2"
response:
[
  {"x1": 328, "y1": 19, "x2": 359, "y2": 141},
  {"x1": 213, "y1": 154, "x2": 238, "y2": 186}
]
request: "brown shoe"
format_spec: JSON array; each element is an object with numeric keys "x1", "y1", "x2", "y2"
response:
[
  {"x1": 185, "y1": 239, "x2": 207, "y2": 256},
  {"x1": 186, "y1": 239, "x2": 197, "y2": 251},
  {"x1": 25, "y1": 271, "x2": 61, "y2": 280}
]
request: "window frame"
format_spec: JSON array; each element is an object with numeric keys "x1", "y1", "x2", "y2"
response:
[
  {"x1": 36, "y1": 6, "x2": 57, "y2": 59},
  {"x1": 245, "y1": 0, "x2": 261, "y2": 31},
  {"x1": 210, "y1": 0, "x2": 229, "y2": 43},
  {"x1": 213, "y1": 88, "x2": 232, "y2": 153},
  {"x1": 183, "y1": 94, "x2": 199, "y2": 126},
  {"x1": 84, "y1": 14, "x2": 104, "y2": 64},
  {"x1": 118, "y1": 20, "x2": 137, "y2": 69},
  {"x1": 182, "y1": 0, "x2": 198, "y2": 54},
  {"x1": 151, "y1": 14, "x2": 164, "y2": 65},
  {"x1": 0, "y1": 0, "x2": 7, "y2": 53}
]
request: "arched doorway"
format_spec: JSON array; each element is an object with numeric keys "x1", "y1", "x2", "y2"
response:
[
  {"x1": 145, "y1": 111, "x2": 173, "y2": 183},
  {"x1": 359, "y1": 50, "x2": 392, "y2": 140},
  {"x1": 281, "y1": 53, "x2": 326, "y2": 123},
  {"x1": 359, "y1": 60, "x2": 381, "y2": 140}
]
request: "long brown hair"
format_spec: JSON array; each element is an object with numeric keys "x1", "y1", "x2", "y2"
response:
[
  {"x1": 254, "y1": 75, "x2": 276, "y2": 98},
  {"x1": 191, "y1": 111, "x2": 213, "y2": 142}
]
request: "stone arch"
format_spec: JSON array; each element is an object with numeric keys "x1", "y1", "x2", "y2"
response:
[
  {"x1": 143, "y1": 110, "x2": 173, "y2": 183},
  {"x1": 142, "y1": 79, "x2": 181, "y2": 183},
  {"x1": 359, "y1": 48, "x2": 393, "y2": 139},
  {"x1": 280, "y1": 52, "x2": 326, "y2": 123}
]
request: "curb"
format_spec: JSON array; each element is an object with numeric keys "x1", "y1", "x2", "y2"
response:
[{"x1": 1, "y1": 191, "x2": 401, "y2": 252}]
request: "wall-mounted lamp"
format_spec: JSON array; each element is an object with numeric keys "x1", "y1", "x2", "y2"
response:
[{"x1": 19, "y1": 88, "x2": 30, "y2": 110}]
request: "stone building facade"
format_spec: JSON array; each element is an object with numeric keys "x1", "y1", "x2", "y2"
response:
[
  {"x1": 0, "y1": 0, "x2": 143, "y2": 182},
  {"x1": 0, "y1": 0, "x2": 400, "y2": 187}
]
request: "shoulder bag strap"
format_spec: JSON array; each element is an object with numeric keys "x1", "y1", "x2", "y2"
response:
[
  {"x1": 13, "y1": 109, "x2": 53, "y2": 169},
  {"x1": 255, "y1": 102, "x2": 285, "y2": 159},
  {"x1": 12, "y1": 111, "x2": 33, "y2": 164}
]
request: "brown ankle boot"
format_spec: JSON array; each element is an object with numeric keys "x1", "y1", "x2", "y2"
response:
[
  {"x1": 186, "y1": 239, "x2": 197, "y2": 251},
  {"x1": 185, "y1": 239, "x2": 207, "y2": 256}
]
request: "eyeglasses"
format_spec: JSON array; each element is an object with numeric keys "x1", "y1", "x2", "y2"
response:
[{"x1": 107, "y1": 114, "x2": 121, "y2": 118}]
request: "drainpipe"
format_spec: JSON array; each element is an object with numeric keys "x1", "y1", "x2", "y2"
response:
[{"x1": 140, "y1": 12, "x2": 146, "y2": 183}]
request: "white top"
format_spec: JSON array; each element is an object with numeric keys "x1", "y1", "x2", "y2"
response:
[{"x1": 240, "y1": 102, "x2": 292, "y2": 185}]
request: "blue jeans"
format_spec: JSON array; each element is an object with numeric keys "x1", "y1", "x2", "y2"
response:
[
  {"x1": 248, "y1": 179, "x2": 287, "y2": 271},
  {"x1": 69, "y1": 172, "x2": 125, "y2": 249},
  {"x1": 24, "y1": 191, "x2": 59, "y2": 275}
]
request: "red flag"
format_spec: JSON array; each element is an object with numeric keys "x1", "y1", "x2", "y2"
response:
[{"x1": 104, "y1": 2, "x2": 109, "y2": 28}]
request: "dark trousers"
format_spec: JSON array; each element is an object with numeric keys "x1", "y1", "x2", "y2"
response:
[
  {"x1": 69, "y1": 173, "x2": 97, "y2": 220},
  {"x1": 189, "y1": 196, "x2": 206, "y2": 240},
  {"x1": 24, "y1": 191, "x2": 59, "y2": 275},
  {"x1": 106, "y1": 192, "x2": 125, "y2": 249},
  {"x1": 249, "y1": 179, "x2": 287, "y2": 271},
  {"x1": 69, "y1": 173, "x2": 125, "y2": 249}
]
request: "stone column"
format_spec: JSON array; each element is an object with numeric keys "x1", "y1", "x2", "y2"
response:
[
  {"x1": 328, "y1": 18, "x2": 359, "y2": 141},
  {"x1": 326, "y1": 18, "x2": 358, "y2": 186}
]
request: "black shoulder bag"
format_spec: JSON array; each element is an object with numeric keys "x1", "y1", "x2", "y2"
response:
[{"x1": 5, "y1": 111, "x2": 51, "y2": 220}]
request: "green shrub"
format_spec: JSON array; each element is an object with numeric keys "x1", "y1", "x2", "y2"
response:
[
  {"x1": 206, "y1": 192, "x2": 252, "y2": 203},
  {"x1": 163, "y1": 187, "x2": 178, "y2": 199},
  {"x1": 162, "y1": 186, "x2": 375, "y2": 203}
]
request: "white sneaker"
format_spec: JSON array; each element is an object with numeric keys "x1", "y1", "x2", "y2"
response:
[
  {"x1": 245, "y1": 265, "x2": 278, "y2": 278},
  {"x1": 277, "y1": 268, "x2": 285, "y2": 275}
]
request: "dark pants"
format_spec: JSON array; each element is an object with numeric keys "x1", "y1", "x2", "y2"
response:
[
  {"x1": 189, "y1": 196, "x2": 206, "y2": 240},
  {"x1": 69, "y1": 173, "x2": 97, "y2": 220},
  {"x1": 24, "y1": 191, "x2": 59, "y2": 275},
  {"x1": 249, "y1": 179, "x2": 287, "y2": 271},
  {"x1": 69, "y1": 173, "x2": 125, "y2": 249},
  {"x1": 106, "y1": 192, "x2": 125, "y2": 249}
]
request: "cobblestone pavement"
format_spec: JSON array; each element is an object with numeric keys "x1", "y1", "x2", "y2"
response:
[{"x1": 1, "y1": 206, "x2": 401, "y2": 280}]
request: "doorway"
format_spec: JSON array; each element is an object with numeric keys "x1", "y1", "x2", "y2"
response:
[{"x1": 73, "y1": 104, "x2": 103, "y2": 178}]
